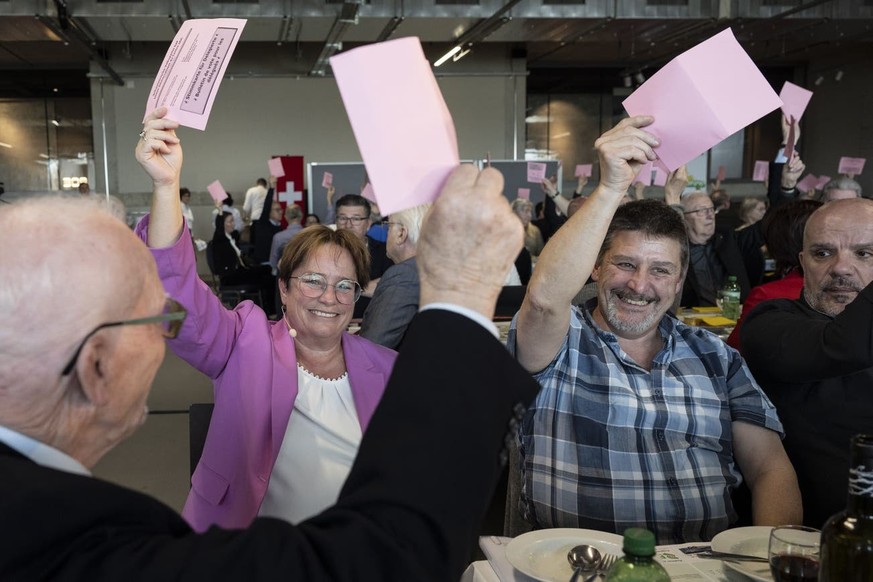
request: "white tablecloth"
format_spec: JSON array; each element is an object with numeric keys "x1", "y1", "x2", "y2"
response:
[{"x1": 461, "y1": 536, "x2": 747, "y2": 582}]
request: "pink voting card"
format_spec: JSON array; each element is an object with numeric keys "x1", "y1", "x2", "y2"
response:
[
  {"x1": 816, "y1": 175, "x2": 832, "y2": 189},
  {"x1": 779, "y1": 82, "x2": 814, "y2": 122},
  {"x1": 623, "y1": 28, "x2": 782, "y2": 173},
  {"x1": 633, "y1": 162, "x2": 654, "y2": 186},
  {"x1": 653, "y1": 166, "x2": 668, "y2": 187},
  {"x1": 322, "y1": 172, "x2": 334, "y2": 188},
  {"x1": 527, "y1": 162, "x2": 547, "y2": 183},
  {"x1": 838, "y1": 157, "x2": 866, "y2": 175},
  {"x1": 267, "y1": 157, "x2": 284, "y2": 177},
  {"x1": 716, "y1": 165, "x2": 726, "y2": 182},
  {"x1": 331, "y1": 37, "x2": 459, "y2": 215},
  {"x1": 574, "y1": 164, "x2": 593, "y2": 178},
  {"x1": 517, "y1": 188, "x2": 531, "y2": 200},
  {"x1": 361, "y1": 183, "x2": 377, "y2": 203},
  {"x1": 753, "y1": 161, "x2": 769, "y2": 182},
  {"x1": 796, "y1": 174, "x2": 819, "y2": 193},
  {"x1": 207, "y1": 180, "x2": 228, "y2": 203},
  {"x1": 144, "y1": 19, "x2": 247, "y2": 131}
]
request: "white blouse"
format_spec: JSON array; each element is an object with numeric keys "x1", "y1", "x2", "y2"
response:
[{"x1": 257, "y1": 364, "x2": 361, "y2": 524}]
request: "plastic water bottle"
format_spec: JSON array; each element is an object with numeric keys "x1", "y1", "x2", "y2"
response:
[
  {"x1": 720, "y1": 276, "x2": 741, "y2": 321},
  {"x1": 604, "y1": 528, "x2": 670, "y2": 581}
]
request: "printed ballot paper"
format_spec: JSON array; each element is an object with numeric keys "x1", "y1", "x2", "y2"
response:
[
  {"x1": 575, "y1": 164, "x2": 592, "y2": 178},
  {"x1": 779, "y1": 82, "x2": 813, "y2": 122},
  {"x1": 623, "y1": 28, "x2": 781, "y2": 173},
  {"x1": 838, "y1": 157, "x2": 866, "y2": 176},
  {"x1": 331, "y1": 37, "x2": 459, "y2": 215},
  {"x1": 527, "y1": 162, "x2": 547, "y2": 183},
  {"x1": 144, "y1": 19, "x2": 246, "y2": 131},
  {"x1": 207, "y1": 180, "x2": 228, "y2": 203},
  {"x1": 267, "y1": 157, "x2": 285, "y2": 178}
]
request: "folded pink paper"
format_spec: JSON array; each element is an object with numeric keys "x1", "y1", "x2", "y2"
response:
[
  {"x1": 144, "y1": 19, "x2": 247, "y2": 131},
  {"x1": 796, "y1": 174, "x2": 819, "y2": 193},
  {"x1": 653, "y1": 166, "x2": 668, "y2": 187},
  {"x1": 623, "y1": 28, "x2": 782, "y2": 173},
  {"x1": 322, "y1": 172, "x2": 333, "y2": 188},
  {"x1": 752, "y1": 161, "x2": 769, "y2": 182},
  {"x1": 268, "y1": 157, "x2": 284, "y2": 177},
  {"x1": 330, "y1": 37, "x2": 459, "y2": 215},
  {"x1": 838, "y1": 157, "x2": 866, "y2": 175},
  {"x1": 207, "y1": 180, "x2": 228, "y2": 203},
  {"x1": 816, "y1": 175, "x2": 832, "y2": 189},
  {"x1": 574, "y1": 164, "x2": 592, "y2": 178},
  {"x1": 517, "y1": 188, "x2": 530, "y2": 200},
  {"x1": 633, "y1": 162, "x2": 654, "y2": 186},
  {"x1": 779, "y1": 82, "x2": 813, "y2": 121},
  {"x1": 527, "y1": 162, "x2": 547, "y2": 183},
  {"x1": 716, "y1": 165, "x2": 726, "y2": 183}
]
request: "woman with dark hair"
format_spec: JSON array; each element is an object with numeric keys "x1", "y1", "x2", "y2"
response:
[
  {"x1": 304, "y1": 213, "x2": 321, "y2": 226},
  {"x1": 726, "y1": 199, "x2": 822, "y2": 351}
]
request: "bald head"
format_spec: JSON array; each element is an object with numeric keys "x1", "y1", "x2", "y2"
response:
[
  {"x1": 800, "y1": 198, "x2": 873, "y2": 317},
  {"x1": 0, "y1": 197, "x2": 166, "y2": 463}
]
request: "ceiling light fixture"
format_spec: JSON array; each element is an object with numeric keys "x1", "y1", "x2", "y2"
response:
[
  {"x1": 835, "y1": 70, "x2": 844, "y2": 81},
  {"x1": 623, "y1": 75, "x2": 632, "y2": 88},
  {"x1": 634, "y1": 72, "x2": 646, "y2": 85},
  {"x1": 434, "y1": 45, "x2": 462, "y2": 67},
  {"x1": 51, "y1": 119, "x2": 60, "y2": 127},
  {"x1": 814, "y1": 75, "x2": 824, "y2": 86},
  {"x1": 0, "y1": 142, "x2": 13, "y2": 149}
]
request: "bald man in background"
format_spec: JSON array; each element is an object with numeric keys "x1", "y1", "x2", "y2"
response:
[{"x1": 0, "y1": 119, "x2": 537, "y2": 580}]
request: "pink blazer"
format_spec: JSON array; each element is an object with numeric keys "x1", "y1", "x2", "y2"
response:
[{"x1": 136, "y1": 217, "x2": 397, "y2": 532}]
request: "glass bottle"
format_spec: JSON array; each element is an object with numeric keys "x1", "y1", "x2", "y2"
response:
[
  {"x1": 604, "y1": 528, "x2": 670, "y2": 581},
  {"x1": 719, "y1": 276, "x2": 741, "y2": 321},
  {"x1": 819, "y1": 434, "x2": 873, "y2": 581}
]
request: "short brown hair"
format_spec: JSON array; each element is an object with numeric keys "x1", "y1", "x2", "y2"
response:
[{"x1": 277, "y1": 225, "x2": 370, "y2": 289}]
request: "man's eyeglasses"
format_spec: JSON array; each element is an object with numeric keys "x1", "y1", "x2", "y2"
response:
[
  {"x1": 61, "y1": 297, "x2": 187, "y2": 376},
  {"x1": 290, "y1": 273, "x2": 362, "y2": 305},
  {"x1": 336, "y1": 215, "x2": 369, "y2": 226},
  {"x1": 683, "y1": 206, "x2": 718, "y2": 217}
]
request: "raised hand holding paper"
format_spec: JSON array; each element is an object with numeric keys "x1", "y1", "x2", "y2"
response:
[
  {"x1": 517, "y1": 188, "x2": 530, "y2": 200},
  {"x1": 779, "y1": 81, "x2": 814, "y2": 121},
  {"x1": 207, "y1": 180, "x2": 228, "y2": 203},
  {"x1": 753, "y1": 160, "x2": 769, "y2": 182},
  {"x1": 838, "y1": 157, "x2": 866, "y2": 176},
  {"x1": 716, "y1": 165, "x2": 726, "y2": 182},
  {"x1": 623, "y1": 28, "x2": 781, "y2": 172},
  {"x1": 331, "y1": 37, "x2": 459, "y2": 215},
  {"x1": 322, "y1": 172, "x2": 333, "y2": 188},
  {"x1": 784, "y1": 116, "x2": 797, "y2": 160},
  {"x1": 574, "y1": 164, "x2": 592, "y2": 178},
  {"x1": 268, "y1": 157, "x2": 284, "y2": 177},
  {"x1": 144, "y1": 19, "x2": 246, "y2": 131},
  {"x1": 633, "y1": 161, "x2": 654, "y2": 186}
]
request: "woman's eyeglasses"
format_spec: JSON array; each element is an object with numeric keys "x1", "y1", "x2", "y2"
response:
[{"x1": 290, "y1": 273, "x2": 362, "y2": 305}]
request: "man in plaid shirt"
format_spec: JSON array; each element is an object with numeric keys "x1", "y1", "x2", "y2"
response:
[{"x1": 508, "y1": 116, "x2": 801, "y2": 543}]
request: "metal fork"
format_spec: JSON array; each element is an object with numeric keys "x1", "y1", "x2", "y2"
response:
[{"x1": 583, "y1": 553, "x2": 619, "y2": 582}]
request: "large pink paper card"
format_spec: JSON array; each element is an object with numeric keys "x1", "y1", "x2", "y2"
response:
[
  {"x1": 838, "y1": 157, "x2": 866, "y2": 175},
  {"x1": 207, "y1": 180, "x2": 228, "y2": 203},
  {"x1": 331, "y1": 37, "x2": 459, "y2": 215},
  {"x1": 633, "y1": 162, "x2": 654, "y2": 186},
  {"x1": 752, "y1": 160, "x2": 769, "y2": 182},
  {"x1": 574, "y1": 164, "x2": 593, "y2": 178},
  {"x1": 322, "y1": 172, "x2": 334, "y2": 188},
  {"x1": 796, "y1": 174, "x2": 819, "y2": 193},
  {"x1": 267, "y1": 157, "x2": 284, "y2": 177},
  {"x1": 623, "y1": 28, "x2": 782, "y2": 172},
  {"x1": 517, "y1": 188, "x2": 531, "y2": 200},
  {"x1": 361, "y1": 183, "x2": 377, "y2": 203},
  {"x1": 527, "y1": 162, "x2": 547, "y2": 183},
  {"x1": 779, "y1": 82, "x2": 814, "y2": 121},
  {"x1": 144, "y1": 19, "x2": 247, "y2": 131}
]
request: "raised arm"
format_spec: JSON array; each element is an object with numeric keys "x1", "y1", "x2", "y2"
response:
[
  {"x1": 515, "y1": 116, "x2": 659, "y2": 372},
  {"x1": 136, "y1": 108, "x2": 183, "y2": 248}
]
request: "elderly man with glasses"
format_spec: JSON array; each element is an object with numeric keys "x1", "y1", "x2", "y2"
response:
[{"x1": 680, "y1": 191, "x2": 753, "y2": 307}]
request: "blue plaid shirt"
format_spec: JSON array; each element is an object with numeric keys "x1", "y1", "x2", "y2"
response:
[{"x1": 507, "y1": 303, "x2": 783, "y2": 544}]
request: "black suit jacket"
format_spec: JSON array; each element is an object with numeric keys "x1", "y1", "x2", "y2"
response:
[
  {"x1": 0, "y1": 310, "x2": 538, "y2": 582},
  {"x1": 681, "y1": 228, "x2": 752, "y2": 307}
]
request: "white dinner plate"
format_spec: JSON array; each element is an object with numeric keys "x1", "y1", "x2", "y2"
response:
[
  {"x1": 711, "y1": 526, "x2": 774, "y2": 581},
  {"x1": 504, "y1": 528, "x2": 624, "y2": 582}
]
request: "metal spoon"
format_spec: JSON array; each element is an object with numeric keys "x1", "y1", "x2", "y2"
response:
[{"x1": 567, "y1": 544, "x2": 601, "y2": 582}]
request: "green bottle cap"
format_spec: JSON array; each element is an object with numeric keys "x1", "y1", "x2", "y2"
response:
[{"x1": 622, "y1": 528, "x2": 656, "y2": 557}]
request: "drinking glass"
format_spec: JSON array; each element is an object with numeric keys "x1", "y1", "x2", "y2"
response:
[{"x1": 768, "y1": 525, "x2": 821, "y2": 582}]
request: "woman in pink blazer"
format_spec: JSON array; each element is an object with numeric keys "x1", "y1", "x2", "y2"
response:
[{"x1": 135, "y1": 109, "x2": 397, "y2": 532}]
